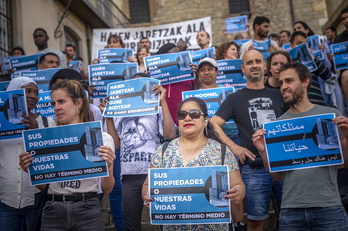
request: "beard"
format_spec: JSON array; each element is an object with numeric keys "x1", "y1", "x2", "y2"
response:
[
  {"x1": 246, "y1": 67, "x2": 264, "y2": 82},
  {"x1": 257, "y1": 30, "x2": 267, "y2": 39},
  {"x1": 283, "y1": 87, "x2": 304, "y2": 105}
]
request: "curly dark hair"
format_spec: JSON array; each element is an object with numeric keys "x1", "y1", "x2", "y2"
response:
[{"x1": 215, "y1": 41, "x2": 239, "y2": 60}]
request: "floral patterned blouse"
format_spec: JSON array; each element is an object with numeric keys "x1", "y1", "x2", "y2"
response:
[{"x1": 151, "y1": 138, "x2": 239, "y2": 231}]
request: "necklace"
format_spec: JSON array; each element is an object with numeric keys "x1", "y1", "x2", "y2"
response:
[{"x1": 180, "y1": 133, "x2": 207, "y2": 167}]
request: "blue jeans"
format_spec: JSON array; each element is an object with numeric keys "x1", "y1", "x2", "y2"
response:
[
  {"x1": 0, "y1": 202, "x2": 33, "y2": 231},
  {"x1": 279, "y1": 206, "x2": 348, "y2": 231},
  {"x1": 109, "y1": 150, "x2": 124, "y2": 231},
  {"x1": 41, "y1": 197, "x2": 103, "y2": 231},
  {"x1": 241, "y1": 164, "x2": 283, "y2": 220}
]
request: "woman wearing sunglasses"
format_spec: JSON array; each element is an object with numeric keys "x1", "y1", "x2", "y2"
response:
[{"x1": 142, "y1": 97, "x2": 245, "y2": 230}]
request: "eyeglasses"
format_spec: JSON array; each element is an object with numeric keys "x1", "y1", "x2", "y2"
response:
[{"x1": 177, "y1": 109, "x2": 205, "y2": 120}]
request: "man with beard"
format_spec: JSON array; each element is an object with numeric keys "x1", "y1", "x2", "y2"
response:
[
  {"x1": 211, "y1": 50, "x2": 287, "y2": 231},
  {"x1": 196, "y1": 30, "x2": 211, "y2": 49},
  {"x1": 240, "y1": 16, "x2": 279, "y2": 58},
  {"x1": 252, "y1": 62, "x2": 348, "y2": 230}
]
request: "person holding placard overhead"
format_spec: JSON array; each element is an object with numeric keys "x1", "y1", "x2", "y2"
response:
[
  {"x1": 0, "y1": 77, "x2": 55, "y2": 231},
  {"x1": 102, "y1": 72, "x2": 177, "y2": 231},
  {"x1": 253, "y1": 62, "x2": 348, "y2": 230},
  {"x1": 290, "y1": 31, "x2": 342, "y2": 110},
  {"x1": 19, "y1": 80, "x2": 116, "y2": 231},
  {"x1": 142, "y1": 97, "x2": 245, "y2": 231}
]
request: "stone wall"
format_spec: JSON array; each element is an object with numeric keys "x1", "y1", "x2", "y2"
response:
[{"x1": 131, "y1": 0, "x2": 329, "y2": 47}]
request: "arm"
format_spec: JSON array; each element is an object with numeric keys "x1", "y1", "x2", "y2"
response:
[
  {"x1": 153, "y1": 85, "x2": 177, "y2": 140},
  {"x1": 99, "y1": 145, "x2": 116, "y2": 194},
  {"x1": 105, "y1": 118, "x2": 120, "y2": 150},
  {"x1": 99, "y1": 97, "x2": 120, "y2": 150},
  {"x1": 210, "y1": 115, "x2": 255, "y2": 164},
  {"x1": 225, "y1": 170, "x2": 245, "y2": 204},
  {"x1": 142, "y1": 164, "x2": 158, "y2": 205},
  {"x1": 19, "y1": 152, "x2": 47, "y2": 191},
  {"x1": 333, "y1": 116, "x2": 348, "y2": 167},
  {"x1": 252, "y1": 129, "x2": 283, "y2": 181}
]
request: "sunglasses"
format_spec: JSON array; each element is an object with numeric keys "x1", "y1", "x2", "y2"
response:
[{"x1": 177, "y1": 109, "x2": 205, "y2": 120}]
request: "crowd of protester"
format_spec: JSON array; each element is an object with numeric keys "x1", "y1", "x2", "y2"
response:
[{"x1": 1, "y1": 6, "x2": 348, "y2": 231}]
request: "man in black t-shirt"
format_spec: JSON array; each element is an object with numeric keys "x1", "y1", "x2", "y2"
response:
[{"x1": 211, "y1": 50, "x2": 287, "y2": 230}]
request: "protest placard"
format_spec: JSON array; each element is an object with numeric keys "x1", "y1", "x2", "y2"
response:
[
  {"x1": 282, "y1": 43, "x2": 291, "y2": 51},
  {"x1": 92, "y1": 17, "x2": 212, "y2": 56},
  {"x1": 331, "y1": 41, "x2": 348, "y2": 70},
  {"x1": 9, "y1": 54, "x2": 43, "y2": 72},
  {"x1": 216, "y1": 59, "x2": 245, "y2": 89},
  {"x1": 88, "y1": 63, "x2": 138, "y2": 99},
  {"x1": 190, "y1": 48, "x2": 215, "y2": 65},
  {"x1": 0, "y1": 89, "x2": 28, "y2": 139},
  {"x1": 234, "y1": 39, "x2": 250, "y2": 47},
  {"x1": 98, "y1": 48, "x2": 134, "y2": 64},
  {"x1": 148, "y1": 166, "x2": 231, "y2": 225},
  {"x1": 144, "y1": 52, "x2": 194, "y2": 85},
  {"x1": 263, "y1": 113, "x2": 343, "y2": 172},
  {"x1": 182, "y1": 87, "x2": 234, "y2": 118},
  {"x1": 0, "y1": 81, "x2": 10, "y2": 91},
  {"x1": 14, "y1": 68, "x2": 60, "y2": 92},
  {"x1": 308, "y1": 35, "x2": 324, "y2": 60},
  {"x1": 69, "y1": 60, "x2": 82, "y2": 72},
  {"x1": 23, "y1": 121, "x2": 109, "y2": 186},
  {"x1": 225, "y1": 15, "x2": 248, "y2": 34},
  {"x1": 252, "y1": 39, "x2": 271, "y2": 59},
  {"x1": 34, "y1": 91, "x2": 55, "y2": 119},
  {"x1": 289, "y1": 43, "x2": 317, "y2": 72},
  {"x1": 103, "y1": 78, "x2": 160, "y2": 117}
]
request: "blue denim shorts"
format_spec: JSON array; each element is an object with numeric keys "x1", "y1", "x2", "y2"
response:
[
  {"x1": 279, "y1": 206, "x2": 348, "y2": 231},
  {"x1": 241, "y1": 164, "x2": 282, "y2": 220}
]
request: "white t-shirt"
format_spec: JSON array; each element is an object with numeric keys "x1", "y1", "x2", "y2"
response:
[
  {"x1": 48, "y1": 132, "x2": 115, "y2": 194},
  {"x1": 114, "y1": 109, "x2": 164, "y2": 175}
]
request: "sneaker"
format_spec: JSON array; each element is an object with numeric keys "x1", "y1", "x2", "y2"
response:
[{"x1": 234, "y1": 221, "x2": 247, "y2": 231}]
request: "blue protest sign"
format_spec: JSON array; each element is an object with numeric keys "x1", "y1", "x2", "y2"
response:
[
  {"x1": 263, "y1": 113, "x2": 343, "y2": 172},
  {"x1": 148, "y1": 166, "x2": 231, "y2": 225},
  {"x1": 182, "y1": 87, "x2": 234, "y2": 118},
  {"x1": 234, "y1": 39, "x2": 250, "y2": 47},
  {"x1": 98, "y1": 48, "x2": 134, "y2": 63},
  {"x1": 308, "y1": 35, "x2": 324, "y2": 60},
  {"x1": 23, "y1": 121, "x2": 109, "y2": 186},
  {"x1": 9, "y1": 54, "x2": 43, "y2": 72},
  {"x1": 1, "y1": 57, "x2": 15, "y2": 74},
  {"x1": 34, "y1": 91, "x2": 55, "y2": 119},
  {"x1": 216, "y1": 59, "x2": 245, "y2": 89},
  {"x1": 225, "y1": 15, "x2": 248, "y2": 34},
  {"x1": 88, "y1": 63, "x2": 138, "y2": 99},
  {"x1": 0, "y1": 89, "x2": 28, "y2": 139},
  {"x1": 252, "y1": 39, "x2": 271, "y2": 59},
  {"x1": 104, "y1": 78, "x2": 160, "y2": 117},
  {"x1": 282, "y1": 43, "x2": 291, "y2": 51},
  {"x1": 331, "y1": 41, "x2": 348, "y2": 70},
  {"x1": 190, "y1": 48, "x2": 215, "y2": 65},
  {"x1": 144, "y1": 52, "x2": 194, "y2": 85},
  {"x1": 289, "y1": 43, "x2": 317, "y2": 72},
  {"x1": 69, "y1": 60, "x2": 82, "y2": 72},
  {"x1": 0, "y1": 81, "x2": 10, "y2": 91},
  {"x1": 14, "y1": 68, "x2": 60, "y2": 92}
]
